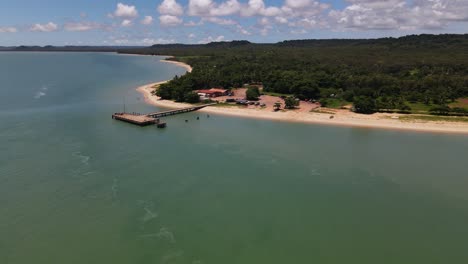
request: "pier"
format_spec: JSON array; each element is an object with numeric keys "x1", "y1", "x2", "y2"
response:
[{"x1": 112, "y1": 103, "x2": 216, "y2": 127}]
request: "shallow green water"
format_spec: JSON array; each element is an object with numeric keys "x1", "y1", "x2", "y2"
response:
[{"x1": 1, "y1": 52, "x2": 468, "y2": 264}]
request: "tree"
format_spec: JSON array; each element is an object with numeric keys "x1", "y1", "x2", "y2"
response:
[
  {"x1": 274, "y1": 101, "x2": 282, "y2": 111},
  {"x1": 284, "y1": 96, "x2": 300, "y2": 109},
  {"x1": 184, "y1": 92, "x2": 200, "y2": 103},
  {"x1": 246, "y1": 86, "x2": 260, "y2": 100},
  {"x1": 429, "y1": 105, "x2": 450, "y2": 115},
  {"x1": 156, "y1": 84, "x2": 172, "y2": 99},
  {"x1": 353, "y1": 96, "x2": 376, "y2": 114}
]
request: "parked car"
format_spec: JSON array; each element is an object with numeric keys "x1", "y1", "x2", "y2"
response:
[{"x1": 236, "y1": 99, "x2": 249, "y2": 105}]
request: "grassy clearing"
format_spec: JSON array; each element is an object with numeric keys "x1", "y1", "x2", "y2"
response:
[
  {"x1": 310, "y1": 108, "x2": 336, "y2": 115},
  {"x1": 406, "y1": 102, "x2": 433, "y2": 113},
  {"x1": 211, "y1": 103, "x2": 243, "y2": 108},
  {"x1": 449, "y1": 98, "x2": 468, "y2": 110},
  {"x1": 322, "y1": 98, "x2": 350, "y2": 109},
  {"x1": 399, "y1": 115, "x2": 468, "y2": 123},
  {"x1": 261, "y1": 91, "x2": 291, "y2": 97}
]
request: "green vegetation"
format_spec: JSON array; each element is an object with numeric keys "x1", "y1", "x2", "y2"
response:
[
  {"x1": 262, "y1": 91, "x2": 291, "y2": 97},
  {"x1": 184, "y1": 92, "x2": 200, "y2": 103},
  {"x1": 319, "y1": 98, "x2": 349, "y2": 109},
  {"x1": 449, "y1": 98, "x2": 468, "y2": 110},
  {"x1": 398, "y1": 115, "x2": 468, "y2": 123},
  {"x1": 123, "y1": 35, "x2": 468, "y2": 113},
  {"x1": 274, "y1": 102, "x2": 282, "y2": 111},
  {"x1": 310, "y1": 108, "x2": 336, "y2": 115},
  {"x1": 353, "y1": 96, "x2": 377, "y2": 114},
  {"x1": 245, "y1": 86, "x2": 260, "y2": 100},
  {"x1": 284, "y1": 96, "x2": 300, "y2": 109}
]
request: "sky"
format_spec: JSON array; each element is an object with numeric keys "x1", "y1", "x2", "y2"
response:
[{"x1": 0, "y1": 0, "x2": 467, "y2": 46}]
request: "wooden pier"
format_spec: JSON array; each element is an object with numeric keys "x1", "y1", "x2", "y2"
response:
[
  {"x1": 112, "y1": 103, "x2": 216, "y2": 127},
  {"x1": 112, "y1": 113, "x2": 161, "y2": 126},
  {"x1": 145, "y1": 103, "x2": 217, "y2": 118}
]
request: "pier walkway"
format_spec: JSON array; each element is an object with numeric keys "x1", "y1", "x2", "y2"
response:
[
  {"x1": 112, "y1": 103, "x2": 216, "y2": 127},
  {"x1": 146, "y1": 103, "x2": 216, "y2": 118}
]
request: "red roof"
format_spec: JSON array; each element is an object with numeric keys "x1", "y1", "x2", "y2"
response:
[
  {"x1": 210, "y1": 88, "x2": 227, "y2": 93},
  {"x1": 197, "y1": 88, "x2": 227, "y2": 94}
]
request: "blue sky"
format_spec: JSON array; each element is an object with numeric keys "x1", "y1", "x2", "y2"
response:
[{"x1": 0, "y1": 0, "x2": 467, "y2": 46}]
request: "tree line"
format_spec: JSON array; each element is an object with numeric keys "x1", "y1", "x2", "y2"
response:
[{"x1": 121, "y1": 34, "x2": 468, "y2": 114}]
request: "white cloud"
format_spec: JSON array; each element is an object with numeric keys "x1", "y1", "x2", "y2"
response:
[
  {"x1": 121, "y1": 19, "x2": 133, "y2": 27},
  {"x1": 198, "y1": 35, "x2": 225, "y2": 43},
  {"x1": 30, "y1": 22, "x2": 58, "y2": 32},
  {"x1": 188, "y1": 0, "x2": 241, "y2": 16},
  {"x1": 184, "y1": 20, "x2": 203, "y2": 26},
  {"x1": 158, "y1": 0, "x2": 184, "y2": 16},
  {"x1": 241, "y1": 0, "x2": 281, "y2": 17},
  {"x1": 0, "y1": 27, "x2": 17, "y2": 33},
  {"x1": 64, "y1": 22, "x2": 100, "y2": 31},
  {"x1": 237, "y1": 25, "x2": 252, "y2": 35},
  {"x1": 159, "y1": 15, "x2": 183, "y2": 26},
  {"x1": 275, "y1": 16, "x2": 288, "y2": 24},
  {"x1": 212, "y1": 0, "x2": 242, "y2": 16},
  {"x1": 112, "y1": 37, "x2": 175, "y2": 45},
  {"x1": 327, "y1": 0, "x2": 468, "y2": 31},
  {"x1": 188, "y1": 33, "x2": 196, "y2": 38},
  {"x1": 141, "y1": 38, "x2": 175, "y2": 45},
  {"x1": 114, "y1": 3, "x2": 138, "y2": 18},
  {"x1": 141, "y1": 16, "x2": 154, "y2": 25},
  {"x1": 203, "y1": 17, "x2": 237, "y2": 25}
]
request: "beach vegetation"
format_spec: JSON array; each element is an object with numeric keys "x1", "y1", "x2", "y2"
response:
[
  {"x1": 284, "y1": 96, "x2": 300, "y2": 109},
  {"x1": 184, "y1": 92, "x2": 201, "y2": 104},
  {"x1": 274, "y1": 102, "x2": 282, "y2": 111},
  {"x1": 125, "y1": 35, "x2": 468, "y2": 113},
  {"x1": 353, "y1": 96, "x2": 376, "y2": 114},
  {"x1": 246, "y1": 86, "x2": 260, "y2": 100}
]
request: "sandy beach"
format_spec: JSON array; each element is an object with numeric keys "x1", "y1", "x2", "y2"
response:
[
  {"x1": 137, "y1": 60, "x2": 468, "y2": 134},
  {"x1": 162, "y1": 57, "x2": 193, "y2": 73}
]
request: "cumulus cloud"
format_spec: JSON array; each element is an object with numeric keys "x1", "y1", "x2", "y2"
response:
[
  {"x1": 328, "y1": 0, "x2": 468, "y2": 31},
  {"x1": 189, "y1": 0, "x2": 243, "y2": 16},
  {"x1": 30, "y1": 22, "x2": 58, "y2": 32},
  {"x1": 141, "y1": 38, "x2": 175, "y2": 45},
  {"x1": 114, "y1": 3, "x2": 138, "y2": 18},
  {"x1": 184, "y1": 20, "x2": 203, "y2": 26},
  {"x1": 203, "y1": 17, "x2": 237, "y2": 25},
  {"x1": 198, "y1": 35, "x2": 225, "y2": 43},
  {"x1": 237, "y1": 25, "x2": 252, "y2": 35},
  {"x1": 141, "y1": 16, "x2": 154, "y2": 25},
  {"x1": 64, "y1": 22, "x2": 101, "y2": 31},
  {"x1": 158, "y1": 0, "x2": 184, "y2": 16},
  {"x1": 159, "y1": 15, "x2": 183, "y2": 26},
  {"x1": 112, "y1": 37, "x2": 175, "y2": 45},
  {"x1": 121, "y1": 19, "x2": 133, "y2": 27},
  {"x1": 240, "y1": 0, "x2": 281, "y2": 17},
  {"x1": 0, "y1": 27, "x2": 17, "y2": 33}
]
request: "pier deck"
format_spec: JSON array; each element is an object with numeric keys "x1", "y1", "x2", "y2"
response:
[
  {"x1": 112, "y1": 113, "x2": 158, "y2": 126},
  {"x1": 112, "y1": 103, "x2": 216, "y2": 127}
]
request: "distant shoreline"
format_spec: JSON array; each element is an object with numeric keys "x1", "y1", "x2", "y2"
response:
[{"x1": 136, "y1": 59, "x2": 468, "y2": 135}]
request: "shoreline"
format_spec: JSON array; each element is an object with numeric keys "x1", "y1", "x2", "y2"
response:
[{"x1": 137, "y1": 60, "x2": 468, "y2": 135}]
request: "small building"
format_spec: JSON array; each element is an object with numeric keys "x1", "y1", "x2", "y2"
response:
[{"x1": 196, "y1": 88, "x2": 228, "y2": 98}]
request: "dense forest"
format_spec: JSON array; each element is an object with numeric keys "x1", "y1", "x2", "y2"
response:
[{"x1": 120, "y1": 34, "x2": 468, "y2": 114}]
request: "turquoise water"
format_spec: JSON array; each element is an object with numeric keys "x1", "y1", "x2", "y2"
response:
[{"x1": 1, "y1": 52, "x2": 468, "y2": 264}]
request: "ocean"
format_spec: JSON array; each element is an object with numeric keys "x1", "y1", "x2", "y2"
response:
[{"x1": 1, "y1": 52, "x2": 468, "y2": 264}]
